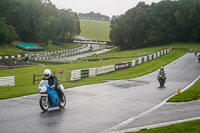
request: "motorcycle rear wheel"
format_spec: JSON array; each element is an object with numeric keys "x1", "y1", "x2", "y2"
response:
[
  {"x1": 39, "y1": 96, "x2": 49, "y2": 111},
  {"x1": 159, "y1": 80, "x2": 165, "y2": 87}
]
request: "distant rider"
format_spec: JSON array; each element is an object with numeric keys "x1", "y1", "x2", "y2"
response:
[
  {"x1": 157, "y1": 66, "x2": 166, "y2": 79},
  {"x1": 43, "y1": 69, "x2": 63, "y2": 99},
  {"x1": 198, "y1": 54, "x2": 200, "y2": 63},
  {"x1": 194, "y1": 51, "x2": 197, "y2": 56}
]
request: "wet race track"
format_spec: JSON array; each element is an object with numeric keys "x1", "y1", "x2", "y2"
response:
[{"x1": 0, "y1": 53, "x2": 199, "y2": 133}]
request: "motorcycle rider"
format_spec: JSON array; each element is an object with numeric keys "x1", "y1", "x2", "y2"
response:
[
  {"x1": 43, "y1": 69, "x2": 63, "y2": 99},
  {"x1": 157, "y1": 66, "x2": 166, "y2": 79},
  {"x1": 194, "y1": 51, "x2": 197, "y2": 56},
  {"x1": 157, "y1": 66, "x2": 166, "y2": 87}
]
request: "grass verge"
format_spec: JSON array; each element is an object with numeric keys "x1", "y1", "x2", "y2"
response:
[
  {"x1": 128, "y1": 119, "x2": 200, "y2": 133},
  {"x1": 0, "y1": 49, "x2": 185, "y2": 99},
  {"x1": 43, "y1": 43, "x2": 83, "y2": 52},
  {"x1": 80, "y1": 19, "x2": 110, "y2": 41},
  {"x1": 167, "y1": 79, "x2": 200, "y2": 102},
  {"x1": 63, "y1": 50, "x2": 185, "y2": 88},
  {"x1": 0, "y1": 43, "x2": 83, "y2": 56},
  {"x1": 1, "y1": 42, "x2": 199, "y2": 100}
]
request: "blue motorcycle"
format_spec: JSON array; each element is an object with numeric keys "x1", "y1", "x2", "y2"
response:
[{"x1": 38, "y1": 80, "x2": 66, "y2": 111}]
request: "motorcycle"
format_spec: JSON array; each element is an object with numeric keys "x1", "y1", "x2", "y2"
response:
[
  {"x1": 198, "y1": 55, "x2": 200, "y2": 63},
  {"x1": 157, "y1": 73, "x2": 166, "y2": 87},
  {"x1": 38, "y1": 80, "x2": 66, "y2": 111}
]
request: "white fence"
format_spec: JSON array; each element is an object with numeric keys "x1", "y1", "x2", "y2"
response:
[
  {"x1": 0, "y1": 76, "x2": 15, "y2": 86},
  {"x1": 71, "y1": 49, "x2": 171, "y2": 81},
  {"x1": 71, "y1": 70, "x2": 82, "y2": 81},
  {"x1": 0, "y1": 44, "x2": 89, "y2": 61},
  {"x1": 95, "y1": 65, "x2": 115, "y2": 76}
]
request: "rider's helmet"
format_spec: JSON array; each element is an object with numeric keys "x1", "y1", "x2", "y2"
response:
[
  {"x1": 43, "y1": 69, "x2": 51, "y2": 79},
  {"x1": 160, "y1": 66, "x2": 164, "y2": 72}
]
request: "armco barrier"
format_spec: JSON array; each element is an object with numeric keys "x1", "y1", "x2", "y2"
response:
[
  {"x1": 81, "y1": 69, "x2": 89, "y2": 78},
  {"x1": 103, "y1": 65, "x2": 115, "y2": 74},
  {"x1": 71, "y1": 49, "x2": 170, "y2": 81},
  {"x1": 71, "y1": 70, "x2": 81, "y2": 81},
  {"x1": 0, "y1": 76, "x2": 15, "y2": 86},
  {"x1": 115, "y1": 63, "x2": 127, "y2": 70},
  {"x1": 144, "y1": 56, "x2": 147, "y2": 62},
  {"x1": 0, "y1": 45, "x2": 87, "y2": 60},
  {"x1": 89, "y1": 68, "x2": 96, "y2": 77},
  {"x1": 157, "y1": 52, "x2": 160, "y2": 57},
  {"x1": 131, "y1": 59, "x2": 136, "y2": 67},
  {"x1": 135, "y1": 59, "x2": 139, "y2": 65},
  {"x1": 138, "y1": 57, "x2": 142, "y2": 64},
  {"x1": 96, "y1": 65, "x2": 115, "y2": 75},
  {"x1": 126, "y1": 61, "x2": 132, "y2": 68},
  {"x1": 148, "y1": 54, "x2": 152, "y2": 60}
]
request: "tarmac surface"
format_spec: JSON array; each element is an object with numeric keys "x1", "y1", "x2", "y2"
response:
[
  {"x1": 107, "y1": 100, "x2": 200, "y2": 133},
  {"x1": 0, "y1": 53, "x2": 199, "y2": 133},
  {"x1": 53, "y1": 48, "x2": 110, "y2": 61}
]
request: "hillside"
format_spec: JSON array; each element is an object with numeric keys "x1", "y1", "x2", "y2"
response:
[{"x1": 80, "y1": 19, "x2": 110, "y2": 41}]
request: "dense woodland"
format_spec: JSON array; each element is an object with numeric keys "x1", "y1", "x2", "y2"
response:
[
  {"x1": 1, "y1": 0, "x2": 200, "y2": 50},
  {"x1": 110, "y1": 0, "x2": 200, "y2": 50},
  {"x1": 0, "y1": 0, "x2": 80, "y2": 46},
  {"x1": 78, "y1": 12, "x2": 110, "y2": 21}
]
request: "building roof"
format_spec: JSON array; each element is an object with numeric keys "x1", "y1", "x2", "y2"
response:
[{"x1": 15, "y1": 43, "x2": 44, "y2": 52}]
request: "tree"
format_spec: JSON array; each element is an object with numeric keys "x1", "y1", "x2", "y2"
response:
[
  {"x1": 175, "y1": 0, "x2": 200, "y2": 42},
  {"x1": 0, "y1": 18, "x2": 18, "y2": 45},
  {"x1": 0, "y1": 0, "x2": 81, "y2": 46},
  {"x1": 146, "y1": 0, "x2": 178, "y2": 45},
  {"x1": 123, "y1": 2, "x2": 150, "y2": 49},
  {"x1": 110, "y1": 15, "x2": 126, "y2": 49},
  {"x1": 110, "y1": 0, "x2": 200, "y2": 50},
  {"x1": 110, "y1": 2, "x2": 150, "y2": 50}
]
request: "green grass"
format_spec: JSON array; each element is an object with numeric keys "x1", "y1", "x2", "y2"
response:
[
  {"x1": 80, "y1": 19, "x2": 110, "y2": 41},
  {"x1": 0, "y1": 45, "x2": 26, "y2": 56},
  {"x1": 128, "y1": 119, "x2": 200, "y2": 133},
  {"x1": 63, "y1": 49, "x2": 185, "y2": 88},
  {"x1": 43, "y1": 43, "x2": 83, "y2": 52},
  {"x1": 0, "y1": 43, "x2": 199, "y2": 99},
  {"x1": 81, "y1": 43, "x2": 200, "y2": 61},
  {"x1": 0, "y1": 43, "x2": 83, "y2": 56},
  {"x1": 81, "y1": 46, "x2": 167, "y2": 61},
  {"x1": 167, "y1": 79, "x2": 200, "y2": 102},
  {"x1": 166, "y1": 43, "x2": 200, "y2": 51},
  {"x1": 0, "y1": 49, "x2": 185, "y2": 99}
]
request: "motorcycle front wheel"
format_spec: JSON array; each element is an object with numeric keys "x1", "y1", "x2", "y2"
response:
[
  {"x1": 59, "y1": 94, "x2": 66, "y2": 108},
  {"x1": 39, "y1": 96, "x2": 49, "y2": 111}
]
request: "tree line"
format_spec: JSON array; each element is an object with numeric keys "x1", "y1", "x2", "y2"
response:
[
  {"x1": 0, "y1": 0, "x2": 80, "y2": 46},
  {"x1": 110, "y1": 0, "x2": 200, "y2": 50},
  {"x1": 79, "y1": 12, "x2": 110, "y2": 21}
]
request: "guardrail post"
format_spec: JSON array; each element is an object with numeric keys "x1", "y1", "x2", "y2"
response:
[{"x1": 33, "y1": 74, "x2": 35, "y2": 85}]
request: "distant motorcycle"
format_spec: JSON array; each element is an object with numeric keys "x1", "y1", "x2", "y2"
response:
[
  {"x1": 38, "y1": 80, "x2": 66, "y2": 111},
  {"x1": 198, "y1": 55, "x2": 200, "y2": 63},
  {"x1": 157, "y1": 72, "x2": 166, "y2": 87}
]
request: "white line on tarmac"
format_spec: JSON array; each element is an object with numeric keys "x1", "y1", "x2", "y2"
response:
[
  {"x1": 101, "y1": 75, "x2": 200, "y2": 133},
  {"x1": 107, "y1": 117, "x2": 200, "y2": 133}
]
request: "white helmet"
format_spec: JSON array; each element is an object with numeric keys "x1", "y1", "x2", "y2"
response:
[
  {"x1": 44, "y1": 69, "x2": 51, "y2": 79},
  {"x1": 160, "y1": 66, "x2": 164, "y2": 71}
]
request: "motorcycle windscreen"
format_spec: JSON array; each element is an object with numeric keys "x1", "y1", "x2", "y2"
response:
[{"x1": 39, "y1": 80, "x2": 48, "y2": 86}]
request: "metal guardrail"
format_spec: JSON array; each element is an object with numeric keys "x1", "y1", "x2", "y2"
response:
[
  {"x1": 0, "y1": 76, "x2": 15, "y2": 86},
  {"x1": 33, "y1": 74, "x2": 43, "y2": 85}
]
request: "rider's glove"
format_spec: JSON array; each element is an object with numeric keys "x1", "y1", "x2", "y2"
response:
[{"x1": 51, "y1": 84, "x2": 55, "y2": 89}]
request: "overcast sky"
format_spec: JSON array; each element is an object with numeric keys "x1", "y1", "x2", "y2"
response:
[{"x1": 50, "y1": 0, "x2": 162, "y2": 17}]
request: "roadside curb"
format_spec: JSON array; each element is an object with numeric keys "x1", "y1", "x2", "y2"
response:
[
  {"x1": 103, "y1": 75, "x2": 200, "y2": 133},
  {"x1": 107, "y1": 117, "x2": 200, "y2": 133}
]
